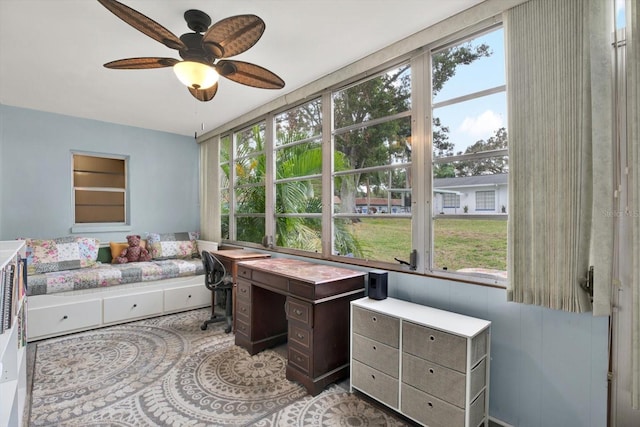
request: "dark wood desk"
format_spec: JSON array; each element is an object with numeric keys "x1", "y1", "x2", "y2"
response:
[
  {"x1": 234, "y1": 258, "x2": 365, "y2": 396},
  {"x1": 208, "y1": 249, "x2": 271, "y2": 332}
]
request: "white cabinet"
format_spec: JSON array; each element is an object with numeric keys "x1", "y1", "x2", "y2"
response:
[
  {"x1": 350, "y1": 297, "x2": 491, "y2": 427},
  {"x1": 0, "y1": 240, "x2": 26, "y2": 427}
]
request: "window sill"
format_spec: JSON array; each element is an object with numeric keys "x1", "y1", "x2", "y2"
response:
[{"x1": 71, "y1": 224, "x2": 132, "y2": 234}]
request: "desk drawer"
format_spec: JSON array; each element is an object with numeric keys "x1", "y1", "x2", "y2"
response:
[
  {"x1": 253, "y1": 270, "x2": 288, "y2": 292},
  {"x1": 237, "y1": 266, "x2": 252, "y2": 280},
  {"x1": 289, "y1": 323, "x2": 311, "y2": 350},
  {"x1": 236, "y1": 317, "x2": 251, "y2": 337},
  {"x1": 288, "y1": 345, "x2": 311, "y2": 375},
  {"x1": 352, "y1": 306, "x2": 399, "y2": 348},
  {"x1": 236, "y1": 299, "x2": 251, "y2": 322},
  {"x1": 286, "y1": 297, "x2": 312, "y2": 328},
  {"x1": 236, "y1": 279, "x2": 251, "y2": 301},
  {"x1": 402, "y1": 321, "x2": 466, "y2": 372}
]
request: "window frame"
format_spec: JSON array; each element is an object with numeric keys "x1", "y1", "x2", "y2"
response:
[
  {"x1": 216, "y1": 19, "x2": 508, "y2": 287},
  {"x1": 70, "y1": 151, "x2": 130, "y2": 233}
]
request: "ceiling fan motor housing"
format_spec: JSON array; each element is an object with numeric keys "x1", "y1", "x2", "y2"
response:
[{"x1": 178, "y1": 32, "x2": 214, "y2": 64}]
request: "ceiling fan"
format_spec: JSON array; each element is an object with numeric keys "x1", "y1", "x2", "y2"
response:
[{"x1": 97, "y1": 0, "x2": 285, "y2": 102}]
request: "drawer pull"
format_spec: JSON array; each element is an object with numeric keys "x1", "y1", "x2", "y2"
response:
[
  {"x1": 241, "y1": 307, "x2": 247, "y2": 312},
  {"x1": 295, "y1": 355, "x2": 303, "y2": 362},
  {"x1": 429, "y1": 368, "x2": 434, "y2": 374},
  {"x1": 372, "y1": 345, "x2": 377, "y2": 350},
  {"x1": 372, "y1": 316, "x2": 377, "y2": 322},
  {"x1": 188, "y1": 294, "x2": 192, "y2": 298},
  {"x1": 62, "y1": 315, "x2": 68, "y2": 320},
  {"x1": 296, "y1": 333, "x2": 304, "y2": 339},
  {"x1": 371, "y1": 374, "x2": 376, "y2": 380},
  {"x1": 240, "y1": 288, "x2": 247, "y2": 293},
  {"x1": 133, "y1": 304, "x2": 138, "y2": 308},
  {"x1": 428, "y1": 402, "x2": 433, "y2": 408},
  {"x1": 429, "y1": 335, "x2": 435, "y2": 341},
  {"x1": 294, "y1": 308, "x2": 302, "y2": 316}
]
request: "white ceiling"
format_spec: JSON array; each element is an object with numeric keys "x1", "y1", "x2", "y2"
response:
[{"x1": 0, "y1": 0, "x2": 484, "y2": 137}]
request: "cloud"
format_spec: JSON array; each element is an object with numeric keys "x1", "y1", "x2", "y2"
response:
[{"x1": 457, "y1": 110, "x2": 503, "y2": 140}]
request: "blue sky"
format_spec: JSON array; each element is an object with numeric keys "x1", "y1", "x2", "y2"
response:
[{"x1": 432, "y1": 28, "x2": 506, "y2": 155}]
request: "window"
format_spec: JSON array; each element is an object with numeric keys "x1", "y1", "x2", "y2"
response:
[
  {"x1": 72, "y1": 153, "x2": 127, "y2": 224},
  {"x1": 275, "y1": 99, "x2": 323, "y2": 251},
  {"x1": 442, "y1": 193, "x2": 460, "y2": 208},
  {"x1": 233, "y1": 122, "x2": 266, "y2": 244},
  {"x1": 332, "y1": 64, "x2": 412, "y2": 263},
  {"x1": 217, "y1": 23, "x2": 508, "y2": 284},
  {"x1": 431, "y1": 27, "x2": 508, "y2": 276},
  {"x1": 219, "y1": 135, "x2": 231, "y2": 240},
  {"x1": 475, "y1": 190, "x2": 496, "y2": 211}
]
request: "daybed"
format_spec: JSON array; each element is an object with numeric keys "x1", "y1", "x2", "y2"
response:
[{"x1": 24, "y1": 234, "x2": 217, "y2": 341}]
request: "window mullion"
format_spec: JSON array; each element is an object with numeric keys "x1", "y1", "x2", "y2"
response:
[{"x1": 322, "y1": 91, "x2": 334, "y2": 257}]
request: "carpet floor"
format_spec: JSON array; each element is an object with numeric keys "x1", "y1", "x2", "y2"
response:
[{"x1": 27, "y1": 308, "x2": 413, "y2": 426}]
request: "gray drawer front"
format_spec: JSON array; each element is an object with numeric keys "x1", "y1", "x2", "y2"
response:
[
  {"x1": 471, "y1": 329, "x2": 489, "y2": 366},
  {"x1": 402, "y1": 352, "x2": 466, "y2": 408},
  {"x1": 402, "y1": 321, "x2": 466, "y2": 372},
  {"x1": 352, "y1": 306, "x2": 399, "y2": 348},
  {"x1": 352, "y1": 333, "x2": 399, "y2": 378},
  {"x1": 469, "y1": 389, "x2": 487, "y2": 427},
  {"x1": 352, "y1": 360, "x2": 399, "y2": 409},
  {"x1": 401, "y1": 383, "x2": 465, "y2": 427}
]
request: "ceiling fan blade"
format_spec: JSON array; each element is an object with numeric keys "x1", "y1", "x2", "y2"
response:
[
  {"x1": 188, "y1": 83, "x2": 219, "y2": 102},
  {"x1": 202, "y1": 15, "x2": 265, "y2": 59},
  {"x1": 104, "y1": 57, "x2": 179, "y2": 69},
  {"x1": 217, "y1": 60, "x2": 285, "y2": 89},
  {"x1": 97, "y1": 0, "x2": 186, "y2": 51}
]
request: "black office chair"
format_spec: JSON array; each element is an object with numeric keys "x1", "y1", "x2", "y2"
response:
[{"x1": 200, "y1": 251, "x2": 233, "y2": 333}]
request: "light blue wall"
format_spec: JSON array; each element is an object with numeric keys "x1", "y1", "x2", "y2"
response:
[
  {"x1": 389, "y1": 273, "x2": 609, "y2": 427},
  {"x1": 0, "y1": 105, "x2": 199, "y2": 242}
]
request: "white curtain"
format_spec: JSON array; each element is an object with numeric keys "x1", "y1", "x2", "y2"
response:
[
  {"x1": 199, "y1": 136, "x2": 221, "y2": 242},
  {"x1": 505, "y1": 0, "x2": 614, "y2": 313},
  {"x1": 627, "y1": 0, "x2": 640, "y2": 410}
]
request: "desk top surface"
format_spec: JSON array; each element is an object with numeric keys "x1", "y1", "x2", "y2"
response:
[
  {"x1": 209, "y1": 249, "x2": 271, "y2": 261},
  {"x1": 238, "y1": 258, "x2": 366, "y2": 284}
]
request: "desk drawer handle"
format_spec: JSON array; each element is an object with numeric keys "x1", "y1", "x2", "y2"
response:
[
  {"x1": 294, "y1": 308, "x2": 303, "y2": 316},
  {"x1": 240, "y1": 288, "x2": 247, "y2": 293},
  {"x1": 296, "y1": 332, "x2": 304, "y2": 339},
  {"x1": 241, "y1": 307, "x2": 247, "y2": 313},
  {"x1": 295, "y1": 355, "x2": 303, "y2": 362}
]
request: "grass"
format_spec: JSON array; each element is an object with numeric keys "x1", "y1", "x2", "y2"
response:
[{"x1": 348, "y1": 217, "x2": 507, "y2": 272}]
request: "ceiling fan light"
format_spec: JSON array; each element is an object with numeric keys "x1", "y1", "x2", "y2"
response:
[{"x1": 173, "y1": 61, "x2": 219, "y2": 89}]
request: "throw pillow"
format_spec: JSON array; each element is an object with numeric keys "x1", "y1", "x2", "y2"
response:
[
  {"x1": 25, "y1": 236, "x2": 100, "y2": 275},
  {"x1": 146, "y1": 232, "x2": 200, "y2": 260}
]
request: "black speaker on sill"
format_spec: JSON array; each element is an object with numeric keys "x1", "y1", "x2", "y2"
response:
[{"x1": 368, "y1": 269, "x2": 388, "y2": 300}]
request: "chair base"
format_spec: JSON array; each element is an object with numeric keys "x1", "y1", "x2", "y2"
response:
[
  {"x1": 201, "y1": 286, "x2": 233, "y2": 333},
  {"x1": 200, "y1": 314, "x2": 232, "y2": 333}
]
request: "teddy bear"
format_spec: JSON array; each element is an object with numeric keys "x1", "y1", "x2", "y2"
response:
[{"x1": 115, "y1": 234, "x2": 152, "y2": 264}]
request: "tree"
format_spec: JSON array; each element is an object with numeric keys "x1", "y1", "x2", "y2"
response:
[{"x1": 454, "y1": 127, "x2": 509, "y2": 176}]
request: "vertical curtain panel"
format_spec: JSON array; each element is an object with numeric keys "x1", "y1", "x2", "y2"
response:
[
  {"x1": 199, "y1": 136, "x2": 221, "y2": 242},
  {"x1": 505, "y1": 0, "x2": 613, "y2": 313},
  {"x1": 628, "y1": 0, "x2": 640, "y2": 410}
]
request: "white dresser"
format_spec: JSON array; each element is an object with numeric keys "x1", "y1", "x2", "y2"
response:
[{"x1": 350, "y1": 297, "x2": 491, "y2": 427}]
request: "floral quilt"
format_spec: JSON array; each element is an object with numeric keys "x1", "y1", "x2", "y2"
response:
[{"x1": 27, "y1": 259, "x2": 204, "y2": 296}]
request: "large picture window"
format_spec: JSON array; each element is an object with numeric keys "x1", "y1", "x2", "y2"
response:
[{"x1": 217, "y1": 24, "x2": 507, "y2": 284}]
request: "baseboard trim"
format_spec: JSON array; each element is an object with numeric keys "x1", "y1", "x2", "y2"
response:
[{"x1": 489, "y1": 416, "x2": 515, "y2": 427}]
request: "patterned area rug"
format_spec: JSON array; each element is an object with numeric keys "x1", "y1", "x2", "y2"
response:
[{"x1": 29, "y1": 308, "x2": 410, "y2": 426}]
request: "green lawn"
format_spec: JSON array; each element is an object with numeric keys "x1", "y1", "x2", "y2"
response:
[{"x1": 348, "y1": 217, "x2": 507, "y2": 272}]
